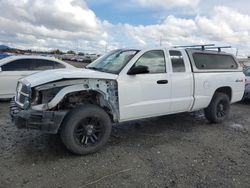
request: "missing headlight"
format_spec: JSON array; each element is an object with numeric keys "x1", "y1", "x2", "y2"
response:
[{"x1": 32, "y1": 87, "x2": 65, "y2": 105}]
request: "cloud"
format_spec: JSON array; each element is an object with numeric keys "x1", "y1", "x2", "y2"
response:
[
  {"x1": 106, "y1": 16, "x2": 198, "y2": 49},
  {"x1": 104, "y1": 6, "x2": 250, "y2": 56},
  {"x1": 131, "y1": 0, "x2": 200, "y2": 9},
  {"x1": 0, "y1": 0, "x2": 108, "y2": 52},
  {"x1": 0, "y1": 0, "x2": 250, "y2": 57},
  {"x1": 0, "y1": 0, "x2": 99, "y2": 31},
  {"x1": 195, "y1": 6, "x2": 250, "y2": 45}
]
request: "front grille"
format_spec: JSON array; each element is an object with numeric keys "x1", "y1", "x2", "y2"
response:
[
  {"x1": 20, "y1": 83, "x2": 29, "y2": 93},
  {"x1": 10, "y1": 97, "x2": 20, "y2": 118},
  {"x1": 19, "y1": 94, "x2": 26, "y2": 104},
  {"x1": 15, "y1": 82, "x2": 31, "y2": 109}
]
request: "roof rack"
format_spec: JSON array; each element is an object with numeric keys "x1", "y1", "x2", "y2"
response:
[
  {"x1": 173, "y1": 44, "x2": 232, "y2": 52},
  {"x1": 173, "y1": 44, "x2": 215, "y2": 50},
  {"x1": 204, "y1": 46, "x2": 232, "y2": 52}
]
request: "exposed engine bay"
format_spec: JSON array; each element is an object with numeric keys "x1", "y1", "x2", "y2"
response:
[{"x1": 30, "y1": 79, "x2": 119, "y2": 121}]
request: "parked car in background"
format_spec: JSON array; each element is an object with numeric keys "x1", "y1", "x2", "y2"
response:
[
  {"x1": 0, "y1": 53, "x2": 10, "y2": 60},
  {"x1": 243, "y1": 67, "x2": 250, "y2": 100},
  {"x1": 0, "y1": 56, "x2": 75, "y2": 99}
]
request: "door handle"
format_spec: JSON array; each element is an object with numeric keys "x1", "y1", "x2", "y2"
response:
[{"x1": 157, "y1": 80, "x2": 168, "y2": 84}]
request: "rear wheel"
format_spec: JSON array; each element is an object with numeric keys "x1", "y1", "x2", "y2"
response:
[
  {"x1": 60, "y1": 104, "x2": 112, "y2": 155},
  {"x1": 204, "y1": 92, "x2": 230, "y2": 123}
]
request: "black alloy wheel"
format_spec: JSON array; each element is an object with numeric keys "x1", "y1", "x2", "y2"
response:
[
  {"x1": 204, "y1": 92, "x2": 230, "y2": 123},
  {"x1": 61, "y1": 104, "x2": 112, "y2": 155},
  {"x1": 216, "y1": 100, "x2": 228, "y2": 118},
  {"x1": 74, "y1": 117, "x2": 104, "y2": 147}
]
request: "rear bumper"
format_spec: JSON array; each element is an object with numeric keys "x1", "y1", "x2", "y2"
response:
[{"x1": 10, "y1": 99, "x2": 67, "y2": 134}]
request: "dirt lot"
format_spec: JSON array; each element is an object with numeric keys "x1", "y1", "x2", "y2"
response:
[{"x1": 0, "y1": 101, "x2": 249, "y2": 188}]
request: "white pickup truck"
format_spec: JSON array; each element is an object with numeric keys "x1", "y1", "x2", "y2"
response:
[{"x1": 11, "y1": 47, "x2": 245, "y2": 155}]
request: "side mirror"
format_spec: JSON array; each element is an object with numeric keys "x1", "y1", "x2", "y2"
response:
[
  {"x1": 127, "y1": 65, "x2": 149, "y2": 75},
  {"x1": 0, "y1": 67, "x2": 2, "y2": 72}
]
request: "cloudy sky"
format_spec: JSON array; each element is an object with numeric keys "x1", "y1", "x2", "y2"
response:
[{"x1": 0, "y1": 0, "x2": 250, "y2": 56}]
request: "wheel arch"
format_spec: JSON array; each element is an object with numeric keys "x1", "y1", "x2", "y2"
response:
[
  {"x1": 204, "y1": 86, "x2": 232, "y2": 110},
  {"x1": 59, "y1": 89, "x2": 119, "y2": 122},
  {"x1": 213, "y1": 86, "x2": 232, "y2": 102}
]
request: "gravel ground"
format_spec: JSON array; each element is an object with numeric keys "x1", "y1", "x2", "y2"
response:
[{"x1": 0, "y1": 101, "x2": 249, "y2": 188}]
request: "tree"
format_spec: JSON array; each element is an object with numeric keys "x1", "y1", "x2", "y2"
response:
[
  {"x1": 67, "y1": 50, "x2": 76, "y2": 54},
  {"x1": 51, "y1": 49, "x2": 63, "y2": 54}
]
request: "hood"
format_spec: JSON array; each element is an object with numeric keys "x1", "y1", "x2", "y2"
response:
[{"x1": 20, "y1": 68, "x2": 118, "y2": 87}]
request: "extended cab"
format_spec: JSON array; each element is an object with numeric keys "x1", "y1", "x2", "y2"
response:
[{"x1": 10, "y1": 47, "x2": 245, "y2": 155}]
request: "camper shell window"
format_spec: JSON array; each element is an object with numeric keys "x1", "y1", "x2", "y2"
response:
[{"x1": 192, "y1": 53, "x2": 238, "y2": 70}]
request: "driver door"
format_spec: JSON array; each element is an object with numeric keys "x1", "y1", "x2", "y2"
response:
[{"x1": 118, "y1": 50, "x2": 172, "y2": 121}]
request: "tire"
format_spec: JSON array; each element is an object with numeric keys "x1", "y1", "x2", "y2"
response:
[
  {"x1": 60, "y1": 104, "x2": 112, "y2": 155},
  {"x1": 204, "y1": 92, "x2": 230, "y2": 123}
]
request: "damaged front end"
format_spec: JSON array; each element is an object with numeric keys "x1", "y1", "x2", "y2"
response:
[{"x1": 11, "y1": 78, "x2": 119, "y2": 134}]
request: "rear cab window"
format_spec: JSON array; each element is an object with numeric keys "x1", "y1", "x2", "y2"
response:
[{"x1": 169, "y1": 50, "x2": 186, "y2": 72}]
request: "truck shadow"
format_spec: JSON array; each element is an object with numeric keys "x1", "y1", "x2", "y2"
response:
[
  {"x1": 239, "y1": 99, "x2": 250, "y2": 105},
  {"x1": 14, "y1": 111, "x2": 211, "y2": 162},
  {"x1": 109, "y1": 111, "x2": 208, "y2": 144},
  {"x1": 1, "y1": 103, "x2": 245, "y2": 163}
]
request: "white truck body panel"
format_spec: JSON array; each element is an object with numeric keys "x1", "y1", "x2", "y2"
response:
[
  {"x1": 167, "y1": 49, "x2": 194, "y2": 113},
  {"x1": 11, "y1": 47, "x2": 246, "y2": 155},
  {"x1": 118, "y1": 48, "x2": 194, "y2": 121},
  {"x1": 118, "y1": 70, "x2": 173, "y2": 121},
  {"x1": 191, "y1": 72, "x2": 245, "y2": 111},
  {"x1": 15, "y1": 47, "x2": 245, "y2": 123}
]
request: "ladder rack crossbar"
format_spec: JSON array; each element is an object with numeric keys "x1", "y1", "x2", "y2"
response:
[{"x1": 173, "y1": 44, "x2": 232, "y2": 52}]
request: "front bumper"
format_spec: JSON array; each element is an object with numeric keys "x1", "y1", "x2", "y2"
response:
[{"x1": 10, "y1": 99, "x2": 67, "y2": 134}]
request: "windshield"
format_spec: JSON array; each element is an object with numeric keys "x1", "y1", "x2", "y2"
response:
[{"x1": 86, "y1": 49, "x2": 139, "y2": 74}]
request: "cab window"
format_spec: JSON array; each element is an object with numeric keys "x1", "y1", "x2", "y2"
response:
[{"x1": 134, "y1": 50, "x2": 166, "y2": 73}]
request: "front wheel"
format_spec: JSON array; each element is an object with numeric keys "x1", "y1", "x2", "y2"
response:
[
  {"x1": 60, "y1": 104, "x2": 112, "y2": 155},
  {"x1": 204, "y1": 92, "x2": 230, "y2": 123}
]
